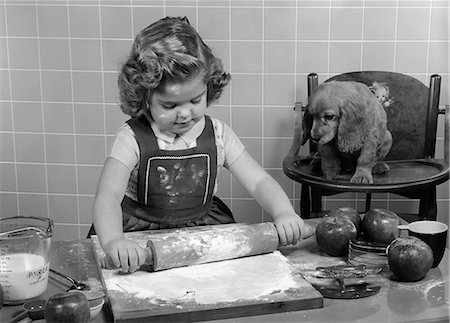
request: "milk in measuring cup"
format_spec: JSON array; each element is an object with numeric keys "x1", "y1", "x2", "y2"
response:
[
  {"x1": 0, "y1": 253, "x2": 49, "y2": 302},
  {"x1": 0, "y1": 216, "x2": 53, "y2": 304}
]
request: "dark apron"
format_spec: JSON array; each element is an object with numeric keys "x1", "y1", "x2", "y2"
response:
[{"x1": 87, "y1": 115, "x2": 234, "y2": 237}]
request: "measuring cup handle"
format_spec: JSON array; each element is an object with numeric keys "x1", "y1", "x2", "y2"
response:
[{"x1": 397, "y1": 224, "x2": 409, "y2": 230}]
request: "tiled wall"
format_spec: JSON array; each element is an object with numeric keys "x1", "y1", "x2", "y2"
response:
[{"x1": 0, "y1": 0, "x2": 448, "y2": 241}]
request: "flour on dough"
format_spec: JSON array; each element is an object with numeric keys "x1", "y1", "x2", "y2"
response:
[{"x1": 102, "y1": 251, "x2": 305, "y2": 305}]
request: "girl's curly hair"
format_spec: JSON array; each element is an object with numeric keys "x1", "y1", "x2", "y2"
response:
[{"x1": 118, "y1": 16, "x2": 230, "y2": 118}]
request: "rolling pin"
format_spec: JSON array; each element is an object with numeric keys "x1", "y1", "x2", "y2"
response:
[
  {"x1": 103, "y1": 223, "x2": 279, "y2": 271},
  {"x1": 102, "y1": 221, "x2": 314, "y2": 272},
  {"x1": 146, "y1": 222, "x2": 279, "y2": 271}
]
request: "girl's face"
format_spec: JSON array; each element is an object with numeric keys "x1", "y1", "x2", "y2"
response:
[{"x1": 148, "y1": 74, "x2": 208, "y2": 136}]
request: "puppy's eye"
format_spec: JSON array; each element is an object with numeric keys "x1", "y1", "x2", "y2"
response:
[{"x1": 323, "y1": 114, "x2": 338, "y2": 122}]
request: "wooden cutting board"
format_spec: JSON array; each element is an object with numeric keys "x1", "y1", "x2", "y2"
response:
[{"x1": 91, "y1": 228, "x2": 323, "y2": 322}]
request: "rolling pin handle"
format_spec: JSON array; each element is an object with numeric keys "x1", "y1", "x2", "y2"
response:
[{"x1": 145, "y1": 247, "x2": 154, "y2": 266}]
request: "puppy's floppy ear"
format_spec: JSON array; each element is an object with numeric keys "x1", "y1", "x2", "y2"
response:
[
  {"x1": 336, "y1": 85, "x2": 371, "y2": 153},
  {"x1": 300, "y1": 105, "x2": 312, "y2": 145}
]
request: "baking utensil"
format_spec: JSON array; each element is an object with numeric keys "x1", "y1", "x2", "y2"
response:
[
  {"x1": 312, "y1": 282, "x2": 381, "y2": 299},
  {"x1": 8, "y1": 298, "x2": 46, "y2": 323},
  {"x1": 0, "y1": 216, "x2": 53, "y2": 304},
  {"x1": 101, "y1": 222, "x2": 280, "y2": 272},
  {"x1": 314, "y1": 264, "x2": 382, "y2": 278},
  {"x1": 348, "y1": 239, "x2": 389, "y2": 269},
  {"x1": 349, "y1": 239, "x2": 388, "y2": 249},
  {"x1": 49, "y1": 268, "x2": 89, "y2": 291},
  {"x1": 303, "y1": 264, "x2": 382, "y2": 299}
]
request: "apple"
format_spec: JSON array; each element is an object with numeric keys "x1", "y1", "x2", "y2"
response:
[
  {"x1": 361, "y1": 208, "x2": 399, "y2": 245},
  {"x1": 316, "y1": 216, "x2": 357, "y2": 257},
  {"x1": 44, "y1": 291, "x2": 90, "y2": 323},
  {"x1": 387, "y1": 236, "x2": 434, "y2": 282},
  {"x1": 327, "y1": 206, "x2": 362, "y2": 234}
]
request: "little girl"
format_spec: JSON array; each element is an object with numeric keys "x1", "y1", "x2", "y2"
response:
[{"x1": 92, "y1": 16, "x2": 314, "y2": 273}]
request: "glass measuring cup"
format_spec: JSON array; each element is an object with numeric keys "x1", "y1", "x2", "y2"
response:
[{"x1": 0, "y1": 216, "x2": 53, "y2": 304}]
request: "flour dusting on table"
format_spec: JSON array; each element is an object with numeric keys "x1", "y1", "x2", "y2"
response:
[{"x1": 102, "y1": 251, "x2": 306, "y2": 305}]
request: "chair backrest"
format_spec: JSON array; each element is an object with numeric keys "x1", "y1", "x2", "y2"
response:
[{"x1": 307, "y1": 71, "x2": 441, "y2": 160}]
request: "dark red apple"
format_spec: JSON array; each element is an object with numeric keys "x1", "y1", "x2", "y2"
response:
[
  {"x1": 44, "y1": 291, "x2": 90, "y2": 323},
  {"x1": 327, "y1": 206, "x2": 362, "y2": 234},
  {"x1": 316, "y1": 216, "x2": 357, "y2": 257},
  {"x1": 387, "y1": 236, "x2": 434, "y2": 282},
  {"x1": 362, "y1": 209, "x2": 400, "y2": 245}
]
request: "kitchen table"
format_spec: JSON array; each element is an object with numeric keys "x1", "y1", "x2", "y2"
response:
[
  {"x1": 1, "y1": 218, "x2": 448, "y2": 323},
  {"x1": 222, "y1": 222, "x2": 450, "y2": 323}
]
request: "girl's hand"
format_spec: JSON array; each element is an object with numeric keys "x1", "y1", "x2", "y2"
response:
[
  {"x1": 104, "y1": 238, "x2": 148, "y2": 274},
  {"x1": 274, "y1": 213, "x2": 315, "y2": 246}
]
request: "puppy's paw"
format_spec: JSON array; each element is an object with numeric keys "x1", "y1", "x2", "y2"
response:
[
  {"x1": 350, "y1": 169, "x2": 373, "y2": 183},
  {"x1": 373, "y1": 161, "x2": 390, "y2": 175},
  {"x1": 350, "y1": 175, "x2": 372, "y2": 183}
]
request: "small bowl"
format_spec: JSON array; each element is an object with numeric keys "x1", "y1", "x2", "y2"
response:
[
  {"x1": 89, "y1": 297, "x2": 105, "y2": 321},
  {"x1": 348, "y1": 239, "x2": 389, "y2": 270}
]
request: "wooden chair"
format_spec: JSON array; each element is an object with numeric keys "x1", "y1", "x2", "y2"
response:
[{"x1": 283, "y1": 71, "x2": 449, "y2": 222}]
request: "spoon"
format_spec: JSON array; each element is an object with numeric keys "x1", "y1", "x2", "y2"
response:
[
  {"x1": 9, "y1": 298, "x2": 46, "y2": 323},
  {"x1": 49, "y1": 268, "x2": 90, "y2": 291}
]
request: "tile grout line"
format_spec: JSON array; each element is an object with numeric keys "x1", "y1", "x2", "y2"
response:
[
  {"x1": 100, "y1": 0, "x2": 109, "y2": 176},
  {"x1": 228, "y1": 0, "x2": 233, "y2": 211},
  {"x1": 2, "y1": 0, "x2": 21, "y2": 214},
  {"x1": 261, "y1": 0, "x2": 265, "y2": 222},
  {"x1": 34, "y1": 0, "x2": 51, "y2": 219},
  {"x1": 65, "y1": 0, "x2": 82, "y2": 238}
]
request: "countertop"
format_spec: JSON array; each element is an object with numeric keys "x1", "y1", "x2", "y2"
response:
[
  {"x1": 230, "y1": 229, "x2": 450, "y2": 323},
  {"x1": 1, "y1": 218, "x2": 449, "y2": 323}
]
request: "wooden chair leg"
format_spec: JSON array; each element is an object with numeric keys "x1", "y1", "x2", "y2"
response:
[
  {"x1": 365, "y1": 193, "x2": 372, "y2": 212},
  {"x1": 419, "y1": 188, "x2": 437, "y2": 220},
  {"x1": 301, "y1": 184, "x2": 311, "y2": 219},
  {"x1": 311, "y1": 187, "x2": 322, "y2": 214}
]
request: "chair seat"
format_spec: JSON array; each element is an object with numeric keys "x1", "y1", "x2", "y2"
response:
[{"x1": 283, "y1": 157, "x2": 449, "y2": 192}]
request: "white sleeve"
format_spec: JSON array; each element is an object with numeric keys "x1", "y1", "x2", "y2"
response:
[
  {"x1": 221, "y1": 121, "x2": 245, "y2": 169},
  {"x1": 108, "y1": 124, "x2": 139, "y2": 171}
]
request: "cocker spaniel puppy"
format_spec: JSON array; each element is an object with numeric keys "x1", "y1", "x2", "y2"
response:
[{"x1": 301, "y1": 81, "x2": 392, "y2": 183}]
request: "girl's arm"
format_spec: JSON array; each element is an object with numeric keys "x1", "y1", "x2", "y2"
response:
[
  {"x1": 92, "y1": 157, "x2": 147, "y2": 273},
  {"x1": 228, "y1": 150, "x2": 314, "y2": 245}
]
